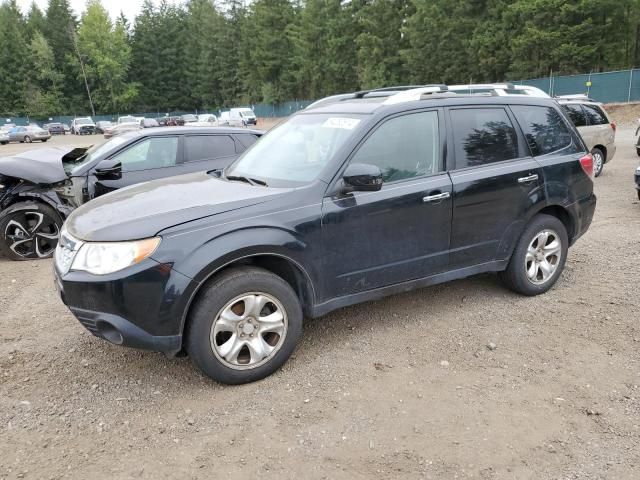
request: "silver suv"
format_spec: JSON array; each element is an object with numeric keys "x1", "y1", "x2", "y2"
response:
[{"x1": 557, "y1": 96, "x2": 616, "y2": 177}]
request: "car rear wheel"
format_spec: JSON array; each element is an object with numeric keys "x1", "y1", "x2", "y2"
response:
[
  {"x1": 591, "y1": 147, "x2": 604, "y2": 177},
  {"x1": 498, "y1": 214, "x2": 568, "y2": 296},
  {"x1": 186, "y1": 266, "x2": 303, "y2": 384},
  {"x1": 0, "y1": 202, "x2": 62, "y2": 261}
]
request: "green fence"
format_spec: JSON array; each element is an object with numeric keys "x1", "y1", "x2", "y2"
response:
[{"x1": 515, "y1": 69, "x2": 640, "y2": 103}]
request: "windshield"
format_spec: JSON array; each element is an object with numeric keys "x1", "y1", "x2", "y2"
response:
[
  {"x1": 182, "y1": 115, "x2": 197, "y2": 121},
  {"x1": 64, "y1": 132, "x2": 138, "y2": 174},
  {"x1": 239, "y1": 109, "x2": 255, "y2": 117},
  {"x1": 225, "y1": 113, "x2": 363, "y2": 186},
  {"x1": 118, "y1": 116, "x2": 136, "y2": 124},
  {"x1": 76, "y1": 118, "x2": 92, "y2": 125}
]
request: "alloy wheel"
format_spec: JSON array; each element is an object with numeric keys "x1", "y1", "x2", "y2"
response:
[
  {"x1": 524, "y1": 229, "x2": 562, "y2": 285},
  {"x1": 592, "y1": 151, "x2": 603, "y2": 176},
  {"x1": 4, "y1": 211, "x2": 60, "y2": 258},
  {"x1": 210, "y1": 292, "x2": 288, "y2": 370}
]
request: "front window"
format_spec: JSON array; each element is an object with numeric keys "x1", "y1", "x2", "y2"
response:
[
  {"x1": 64, "y1": 132, "x2": 139, "y2": 174},
  {"x1": 225, "y1": 113, "x2": 364, "y2": 186},
  {"x1": 76, "y1": 118, "x2": 91, "y2": 125}
]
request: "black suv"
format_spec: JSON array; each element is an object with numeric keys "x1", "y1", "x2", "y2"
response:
[{"x1": 54, "y1": 86, "x2": 596, "y2": 384}]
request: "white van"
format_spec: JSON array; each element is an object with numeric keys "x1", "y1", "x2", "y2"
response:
[{"x1": 229, "y1": 108, "x2": 257, "y2": 127}]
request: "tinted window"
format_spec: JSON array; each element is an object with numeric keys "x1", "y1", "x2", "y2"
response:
[
  {"x1": 184, "y1": 135, "x2": 235, "y2": 162},
  {"x1": 350, "y1": 111, "x2": 439, "y2": 183},
  {"x1": 582, "y1": 104, "x2": 608, "y2": 125},
  {"x1": 512, "y1": 106, "x2": 576, "y2": 156},
  {"x1": 450, "y1": 108, "x2": 518, "y2": 169},
  {"x1": 235, "y1": 134, "x2": 259, "y2": 151},
  {"x1": 112, "y1": 137, "x2": 178, "y2": 172},
  {"x1": 561, "y1": 104, "x2": 587, "y2": 127}
]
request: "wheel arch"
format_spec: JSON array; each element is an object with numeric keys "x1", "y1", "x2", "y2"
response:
[
  {"x1": 592, "y1": 144, "x2": 607, "y2": 161},
  {"x1": 179, "y1": 252, "x2": 316, "y2": 340}
]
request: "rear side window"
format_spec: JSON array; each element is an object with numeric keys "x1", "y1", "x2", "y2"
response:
[
  {"x1": 450, "y1": 108, "x2": 518, "y2": 169},
  {"x1": 184, "y1": 135, "x2": 236, "y2": 162},
  {"x1": 350, "y1": 111, "x2": 440, "y2": 183},
  {"x1": 582, "y1": 104, "x2": 608, "y2": 125},
  {"x1": 561, "y1": 104, "x2": 587, "y2": 127},
  {"x1": 512, "y1": 105, "x2": 576, "y2": 156}
]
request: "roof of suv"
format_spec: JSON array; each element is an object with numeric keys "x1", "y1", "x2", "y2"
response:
[{"x1": 301, "y1": 91, "x2": 561, "y2": 116}]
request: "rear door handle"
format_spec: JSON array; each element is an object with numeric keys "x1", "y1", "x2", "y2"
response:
[
  {"x1": 518, "y1": 174, "x2": 538, "y2": 184},
  {"x1": 423, "y1": 191, "x2": 451, "y2": 203}
]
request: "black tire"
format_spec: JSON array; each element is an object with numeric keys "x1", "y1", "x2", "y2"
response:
[
  {"x1": 41, "y1": 139, "x2": 48, "y2": 142},
  {"x1": 0, "y1": 202, "x2": 63, "y2": 261},
  {"x1": 636, "y1": 147, "x2": 640, "y2": 157},
  {"x1": 186, "y1": 266, "x2": 303, "y2": 384},
  {"x1": 498, "y1": 214, "x2": 568, "y2": 296},
  {"x1": 637, "y1": 190, "x2": 640, "y2": 201},
  {"x1": 24, "y1": 135, "x2": 31, "y2": 143},
  {"x1": 0, "y1": 141, "x2": 7, "y2": 145},
  {"x1": 591, "y1": 147, "x2": 604, "y2": 177}
]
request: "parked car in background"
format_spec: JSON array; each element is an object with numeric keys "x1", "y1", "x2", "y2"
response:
[
  {"x1": 229, "y1": 107, "x2": 257, "y2": 126},
  {"x1": 157, "y1": 117, "x2": 169, "y2": 127},
  {"x1": 166, "y1": 116, "x2": 185, "y2": 126},
  {"x1": 46, "y1": 123, "x2": 65, "y2": 135},
  {"x1": 103, "y1": 122, "x2": 141, "y2": 138},
  {"x1": 634, "y1": 164, "x2": 640, "y2": 200},
  {"x1": 558, "y1": 97, "x2": 616, "y2": 177},
  {"x1": 218, "y1": 111, "x2": 231, "y2": 126},
  {"x1": 192, "y1": 114, "x2": 219, "y2": 126},
  {"x1": 117, "y1": 115, "x2": 138, "y2": 124},
  {"x1": 141, "y1": 118, "x2": 159, "y2": 128},
  {"x1": 95, "y1": 121, "x2": 113, "y2": 134},
  {"x1": 62, "y1": 123, "x2": 71, "y2": 134},
  {"x1": 52, "y1": 86, "x2": 596, "y2": 384},
  {"x1": 71, "y1": 117, "x2": 96, "y2": 135},
  {"x1": 0, "y1": 126, "x2": 263, "y2": 260},
  {"x1": 8, "y1": 125, "x2": 51, "y2": 143},
  {"x1": 181, "y1": 114, "x2": 198, "y2": 124},
  {"x1": 0, "y1": 130, "x2": 8, "y2": 145}
]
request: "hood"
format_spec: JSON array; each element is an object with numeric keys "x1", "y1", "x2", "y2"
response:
[
  {"x1": 0, "y1": 146, "x2": 79, "y2": 184},
  {"x1": 66, "y1": 171, "x2": 290, "y2": 242}
]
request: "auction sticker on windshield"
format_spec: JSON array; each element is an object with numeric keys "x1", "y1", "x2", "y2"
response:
[{"x1": 322, "y1": 118, "x2": 361, "y2": 130}]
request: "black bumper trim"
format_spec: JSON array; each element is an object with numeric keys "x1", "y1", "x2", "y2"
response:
[{"x1": 70, "y1": 307, "x2": 182, "y2": 355}]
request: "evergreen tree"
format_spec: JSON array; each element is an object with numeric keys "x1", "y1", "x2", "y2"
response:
[
  {"x1": 25, "y1": 1, "x2": 46, "y2": 40},
  {"x1": 0, "y1": 1, "x2": 29, "y2": 115},
  {"x1": 25, "y1": 32, "x2": 64, "y2": 117},
  {"x1": 77, "y1": 0, "x2": 138, "y2": 112}
]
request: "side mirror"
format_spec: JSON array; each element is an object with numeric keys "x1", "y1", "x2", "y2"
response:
[
  {"x1": 343, "y1": 163, "x2": 383, "y2": 192},
  {"x1": 94, "y1": 158, "x2": 122, "y2": 179}
]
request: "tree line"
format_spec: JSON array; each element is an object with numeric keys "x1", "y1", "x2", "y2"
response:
[{"x1": 1, "y1": 0, "x2": 639, "y2": 118}]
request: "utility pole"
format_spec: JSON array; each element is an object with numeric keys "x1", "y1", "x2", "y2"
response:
[{"x1": 69, "y1": 24, "x2": 95, "y2": 117}]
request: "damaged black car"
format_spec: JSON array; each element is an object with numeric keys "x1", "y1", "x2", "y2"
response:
[{"x1": 0, "y1": 126, "x2": 262, "y2": 260}]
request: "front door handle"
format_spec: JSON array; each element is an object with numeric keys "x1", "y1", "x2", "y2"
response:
[
  {"x1": 518, "y1": 174, "x2": 539, "y2": 184},
  {"x1": 423, "y1": 191, "x2": 451, "y2": 203}
]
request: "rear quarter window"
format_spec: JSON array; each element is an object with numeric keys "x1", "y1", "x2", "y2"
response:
[
  {"x1": 511, "y1": 105, "x2": 579, "y2": 157},
  {"x1": 582, "y1": 104, "x2": 609, "y2": 125},
  {"x1": 561, "y1": 104, "x2": 587, "y2": 127},
  {"x1": 235, "y1": 134, "x2": 260, "y2": 152}
]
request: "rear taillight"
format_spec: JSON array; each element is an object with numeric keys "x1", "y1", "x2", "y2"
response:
[
  {"x1": 579, "y1": 153, "x2": 594, "y2": 180},
  {"x1": 610, "y1": 122, "x2": 616, "y2": 131}
]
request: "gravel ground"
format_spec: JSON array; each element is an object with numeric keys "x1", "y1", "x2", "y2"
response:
[{"x1": 1, "y1": 128, "x2": 639, "y2": 480}]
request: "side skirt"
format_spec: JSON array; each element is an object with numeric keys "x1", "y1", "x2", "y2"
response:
[{"x1": 310, "y1": 260, "x2": 509, "y2": 318}]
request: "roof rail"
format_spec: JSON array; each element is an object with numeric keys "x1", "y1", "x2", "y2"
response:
[
  {"x1": 306, "y1": 85, "x2": 444, "y2": 110},
  {"x1": 382, "y1": 85, "x2": 449, "y2": 105},
  {"x1": 449, "y1": 84, "x2": 550, "y2": 98}
]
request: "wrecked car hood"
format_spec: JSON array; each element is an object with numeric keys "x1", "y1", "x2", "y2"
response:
[{"x1": 0, "y1": 147, "x2": 83, "y2": 184}]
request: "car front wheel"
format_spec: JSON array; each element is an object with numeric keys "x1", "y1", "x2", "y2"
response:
[
  {"x1": 499, "y1": 214, "x2": 568, "y2": 296},
  {"x1": 187, "y1": 266, "x2": 303, "y2": 384},
  {"x1": 0, "y1": 202, "x2": 62, "y2": 261}
]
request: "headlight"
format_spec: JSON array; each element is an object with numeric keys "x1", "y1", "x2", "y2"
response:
[{"x1": 71, "y1": 237, "x2": 161, "y2": 275}]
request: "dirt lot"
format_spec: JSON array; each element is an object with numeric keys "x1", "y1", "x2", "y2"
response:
[{"x1": 1, "y1": 126, "x2": 640, "y2": 480}]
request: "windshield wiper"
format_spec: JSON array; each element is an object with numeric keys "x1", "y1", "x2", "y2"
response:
[{"x1": 226, "y1": 174, "x2": 268, "y2": 187}]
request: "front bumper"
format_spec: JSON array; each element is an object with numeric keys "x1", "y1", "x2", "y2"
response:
[{"x1": 54, "y1": 259, "x2": 197, "y2": 355}]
